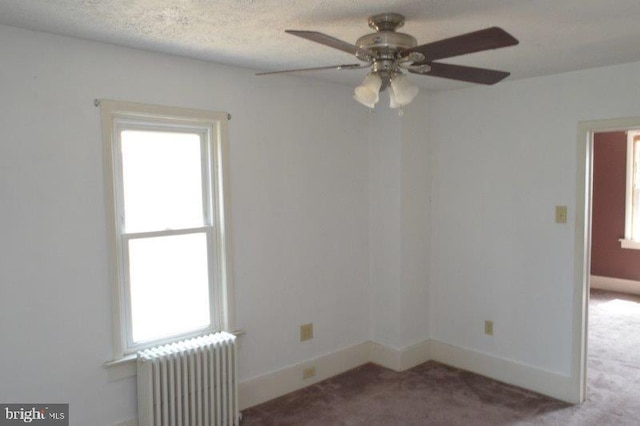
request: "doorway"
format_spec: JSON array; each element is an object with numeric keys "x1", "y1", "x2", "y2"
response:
[{"x1": 575, "y1": 117, "x2": 640, "y2": 402}]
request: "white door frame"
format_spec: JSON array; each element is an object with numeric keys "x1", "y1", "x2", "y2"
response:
[{"x1": 574, "y1": 117, "x2": 640, "y2": 402}]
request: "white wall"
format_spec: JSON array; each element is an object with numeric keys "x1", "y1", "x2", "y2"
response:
[
  {"x1": 428, "y1": 61, "x2": 640, "y2": 377},
  {"x1": 369, "y1": 96, "x2": 431, "y2": 351},
  {"x1": 399, "y1": 96, "x2": 431, "y2": 348},
  {"x1": 369, "y1": 106, "x2": 403, "y2": 347},
  {"x1": 0, "y1": 25, "x2": 371, "y2": 425}
]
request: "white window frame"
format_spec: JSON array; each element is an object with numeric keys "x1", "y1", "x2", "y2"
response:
[
  {"x1": 101, "y1": 100, "x2": 234, "y2": 360},
  {"x1": 620, "y1": 130, "x2": 640, "y2": 250}
]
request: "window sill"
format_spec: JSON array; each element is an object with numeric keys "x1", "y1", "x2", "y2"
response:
[
  {"x1": 104, "y1": 354, "x2": 137, "y2": 381},
  {"x1": 619, "y1": 239, "x2": 640, "y2": 250}
]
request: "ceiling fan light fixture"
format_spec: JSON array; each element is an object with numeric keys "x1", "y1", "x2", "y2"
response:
[
  {"x1": 354, "y1": 73, "x2": 382, "y2": 108},
  {"x1": 267, "y1": 14, "x2": 518, "y2": 105},
  {"x1": 389, "y1": 74, "x2": 419, "y2": 108}
]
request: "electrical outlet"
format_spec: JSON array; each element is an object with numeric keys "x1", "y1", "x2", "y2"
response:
[
  {"x1": 303, "y1": 366, "x2": 316, "y2": 380},
  {"x1": 484, "y1": 320, "x2": 494, "y2": 336},
  {"x1": 555, "y1": 206, "x2": 567, "y2": 224},
  {"x1": 300, "y1": 323, "x2": 313, "y2": 342}
]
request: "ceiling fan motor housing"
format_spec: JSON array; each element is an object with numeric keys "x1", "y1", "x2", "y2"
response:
[
  {"x1": 356, "y1": 32, "x2": 417, "y2": 55},
  {"x1": 356, "y1": 13, "x2": 419, "y2": 77}
]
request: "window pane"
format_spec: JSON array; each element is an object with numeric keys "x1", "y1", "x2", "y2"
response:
[
  {"x1": 121, "y1": 130, "x2": 204, "y2": 233},
  {"x1": 128, "y1": 233, "x2": 211, "y2": 343}
]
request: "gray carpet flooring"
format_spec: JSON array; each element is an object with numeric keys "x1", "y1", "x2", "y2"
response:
[{"x1": 242, "y1": 290, "x2": 640, "y2": 425}]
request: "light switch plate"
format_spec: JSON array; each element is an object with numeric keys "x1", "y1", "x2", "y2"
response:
[
  {"x1": 555, "y1": 206, "x2": 567, "y2": 224},
  {"x1": 484, "y1": 320, "x2": 494, "y2": 336},
  {"x1": 300, "y1": 323, "x2": 313, "y2": 341}
]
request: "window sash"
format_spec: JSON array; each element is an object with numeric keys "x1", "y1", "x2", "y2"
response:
[
  {"x1": 113, "y1": 121, "x2": 214, "y2": 234},
  {"x1": 121, "y1": 227, "x2": 219, "y2": 352}
]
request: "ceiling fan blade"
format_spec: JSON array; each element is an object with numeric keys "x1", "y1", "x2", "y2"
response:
[
  {"x1": 406, "y1": 27, "x2": 518, "y2": 62},
  {"x1": 256, "y1": 64, "x2": 368, "y2": 76},
  {"x1": 286, "y1": 30, "x2": 375, "y2": 59},
  {"x1": 410, "y1": 62, "x2": 510, "y2": 85}
]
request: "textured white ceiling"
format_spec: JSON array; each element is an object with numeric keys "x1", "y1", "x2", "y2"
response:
[{"x1": 2, "y1": 0, "x2": 640, "y2": 90}]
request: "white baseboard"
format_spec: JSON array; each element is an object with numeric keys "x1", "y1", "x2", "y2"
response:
[
  {"x1": 239, "y1": 339, "x2": 433, "y2": 410},
  {"x1": 400, "y1": 340, "x2": 433, "y2": 371},
  {"x1": 112, "y1": 419, "x2": 136, "y2": 426},
  {"x1": 239, "y1": 338, "x2": 578, "y2": 409},
  {"x1": 369, "y1": 340, "x2": 433, "y2": 372},
  {"x1": 369, "y1": 341, "x2": 402, "y2": 371},
  {"x1": 238, "y1": 341, "x2": 371, "y2": 410},
  {"x1": 430, "y1": 340, "x2": 576, "y2": 403},
  {"x1": 590, "y1": 275, "x2": 640, "y2": 295}
]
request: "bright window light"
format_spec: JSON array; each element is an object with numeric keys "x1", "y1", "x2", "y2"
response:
[
  {"x1": 128, "y1": 233, "x2": 211, "y2": 343},
  {"x1": 121, "y1": 130, "x2": 204, "y2": 233}
]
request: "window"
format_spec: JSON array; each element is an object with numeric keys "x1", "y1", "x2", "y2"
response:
[
  {"x1": 621, "y1": 130, "x2": 640, "y2": 249},
  {"x1": 101, "y1": 100, "x2": 233, "y2": 358}
]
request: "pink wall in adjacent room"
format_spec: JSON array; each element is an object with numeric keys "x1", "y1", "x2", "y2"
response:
[{"x1": 591, "y1": 131, "x2": 640, "y2": 281}]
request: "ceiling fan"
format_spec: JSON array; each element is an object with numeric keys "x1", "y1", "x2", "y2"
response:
[{"x1": 257, "y1": 13, "x2": 519, "y2": 109}]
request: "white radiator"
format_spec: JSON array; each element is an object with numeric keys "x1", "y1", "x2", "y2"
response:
[{"x1": 137, "y1": 332, "x2": 238, "y2": 426}]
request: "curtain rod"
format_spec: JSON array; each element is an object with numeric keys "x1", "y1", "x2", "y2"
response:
[{"x1": 93, "y1": 99, "x2": 231, "y2": 120}]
